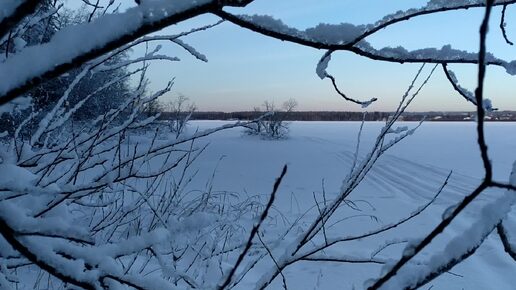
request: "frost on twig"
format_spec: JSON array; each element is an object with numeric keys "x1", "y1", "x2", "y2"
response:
[
  {"x1": 0, "y1": 94, "x2": 272, "y2": 289},
  {"x1": 217, "y1": 2, "x2": 516, "y2": 74},
  {"x1": 316, "y1": 52, "x2": 377, "y2": 107},
  {"x1": 442, "y1": 64, "x2": 495, "y2": 111}
]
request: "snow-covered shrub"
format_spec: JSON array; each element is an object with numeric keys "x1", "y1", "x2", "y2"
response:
[
  {"x1": 162, "y1": 94, "x2": 197, "y2": 138},
  {"x1": 0, "y1": 5, "x2": 263, "y2": 284},
  {"x1": 0, "y1": 65, "x2": 265, "y2": 289},
  {"x1": 245, "y1": 98, "x2": 297, "y2": 139}
]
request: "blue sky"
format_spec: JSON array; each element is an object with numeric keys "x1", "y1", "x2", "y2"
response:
[{"x1": 72, "y1": 1, "x2": 516, "y2": 112}]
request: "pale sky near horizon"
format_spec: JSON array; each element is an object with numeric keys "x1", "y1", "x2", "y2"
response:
[{"x1": 68, "y1": 1, "x2": 516, "y2": 112}]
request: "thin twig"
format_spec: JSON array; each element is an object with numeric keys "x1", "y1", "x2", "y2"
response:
[
  {"x1": 500, "y1": 4, "x2": 514, "y2": 45},
  {"x1": 217, "y1": 165, "x2": 287, "y2": 290},
  {"x1": 367, "y1": 2, "x2": 495, "y2": 288}
]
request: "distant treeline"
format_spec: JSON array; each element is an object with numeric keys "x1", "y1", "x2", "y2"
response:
[{"x1": 159, "y1": 111, "x2": 516, "y2": 122}]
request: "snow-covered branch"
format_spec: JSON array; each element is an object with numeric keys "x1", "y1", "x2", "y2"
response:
[
  {"x1": 368, "y1": 2, "x2": 500, "y2": 289},
  {"x1": 0, "y1": 0, "x2": 40, "y2": 40},
  {"x1": 442, "y1": 64, "x2": 494, "y2": 111},
  {"x1": 0, "y1": 0, "x2": 253, "y2": 106}
]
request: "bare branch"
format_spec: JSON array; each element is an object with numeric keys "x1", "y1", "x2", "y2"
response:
[
  {"x1": 319, "y1": 51, "x2": 378, "y2": 106},
  {"x1": 217, "y1": 165, "x2": 287, "y2": 290},
  {"x1": 500, "y1": 4, "x2": 514, "y2": 45}
]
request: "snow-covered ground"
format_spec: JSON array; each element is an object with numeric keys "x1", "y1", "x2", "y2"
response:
[
  {"x1": 183, "y1": 120, "x2": 516, "y2": 290},
  {"x1": 2, "y1": 120, "x2": 513, "y2": 289}
]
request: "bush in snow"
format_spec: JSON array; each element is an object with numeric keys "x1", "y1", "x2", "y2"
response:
[
  {"x1": 161, "y1": 94, "x2": 197, "y2": 138},
  {"x1": 245, "y1": 98, "x2": 298, "y2": 139},
  {"x1": 0, "y1": 62, "x2": 265, "y2": 289}
]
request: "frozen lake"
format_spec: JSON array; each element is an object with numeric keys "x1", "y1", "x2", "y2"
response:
[
  {"x1": 189, "y1": 120, "x2": 516, "y2": 186},
  {"x1": 184, "y1": 120, "x2": 516, "y2": 290}
]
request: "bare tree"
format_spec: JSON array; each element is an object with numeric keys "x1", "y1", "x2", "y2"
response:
[
  {"x1": 246, "y1": 98, "x2": 298, "y2": 139},
  {"x1": 283, "y1": 98, "x2": 298, "y2": 113},
  {"x1": 162, "y1": 94, "x2": 197, "y2": 138}
]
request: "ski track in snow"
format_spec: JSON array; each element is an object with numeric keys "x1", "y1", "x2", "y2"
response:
[{"x1": 366, "y1": 154, "x2": 478, "y2": 202}]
